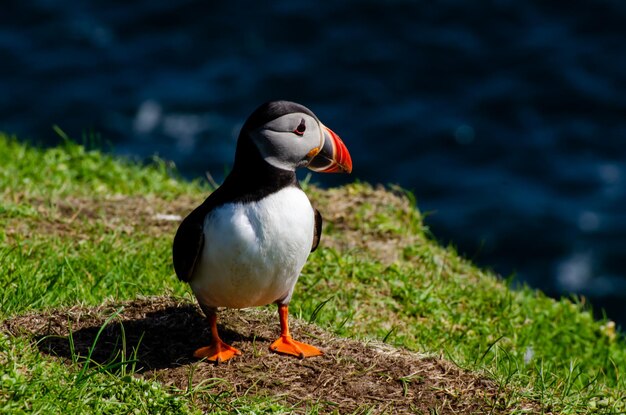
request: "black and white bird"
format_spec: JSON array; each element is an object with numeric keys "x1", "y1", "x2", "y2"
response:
[{"x1": 173, "y1": 101, "x2": 352, "y2": 362}]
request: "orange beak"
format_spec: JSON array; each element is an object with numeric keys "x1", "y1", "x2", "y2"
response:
[{"x1": 307, "y1": 124, "x2": 352, "y2": 174}]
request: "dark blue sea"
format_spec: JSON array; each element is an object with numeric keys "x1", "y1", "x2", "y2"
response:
[{"x1": 2, "y1": 1, "x2": 625, "y2": 324}]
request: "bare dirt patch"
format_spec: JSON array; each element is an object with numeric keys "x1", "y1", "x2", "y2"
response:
[
  {"x1": 5, "y1": 184, "x2": 422, "y2": 264},
  {"x1": 4, "y1": 194, "x2": 197, "y2": 242},
  {"x1": 310, "y1": 185, "x2": 424, "y2": 264},
  {"x1": 3, "y1": 296, "x2": 536, "y2": 414}
]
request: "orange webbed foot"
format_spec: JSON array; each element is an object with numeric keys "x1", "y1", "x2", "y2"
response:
[
  {"x1": 193, "y1": 340, "x2": 242, "y2": 363},
  {"x1": 269, "y1": 335, "x2": 323, "y2": 359}
]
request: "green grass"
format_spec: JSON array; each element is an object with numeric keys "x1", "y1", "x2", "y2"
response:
[
  {"x1": 1, "y1": 332, "x2": 192, "y2": 414},
  {"x1": 1, "y1": 132, "x2": 625, "y2": 414}
]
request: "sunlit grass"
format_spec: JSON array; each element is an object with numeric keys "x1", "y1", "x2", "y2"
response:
[{"x1": 1, "y1": 133, "x2": 625, "y2": 413}]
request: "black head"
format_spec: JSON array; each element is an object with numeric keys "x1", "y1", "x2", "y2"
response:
[
  {"x1": 234, "y1": 100, "x2": 352, "y2": 174},
  {"x1": 242, "y1": 101, "x2": 318, "y2": 132}
]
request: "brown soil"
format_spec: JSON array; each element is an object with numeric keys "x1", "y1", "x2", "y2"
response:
[
  {"x1": 3, "y1": 296, "x2": 536, "y2": 414},
  {"x1": 4, "y1": 194, "x2": 197, "y2": 243},
  {"x1": 5, "y1": 184, "x2": 420, "y2": 265},
  {"x1": 309, "y1": 185, "x2": 424, "y2": 264}
]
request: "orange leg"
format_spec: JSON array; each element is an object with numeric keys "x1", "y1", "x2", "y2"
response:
[
  {"x1": 193, "y1": 310, "x2": 241, "y2": 363},
  {"x1": 269, "y1": 304, "x2": 323, "y2": 358}
]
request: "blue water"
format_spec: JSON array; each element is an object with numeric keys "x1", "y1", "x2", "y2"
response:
[{"x1": 2, "y1": 1, "x2": 626, "y2": 324}]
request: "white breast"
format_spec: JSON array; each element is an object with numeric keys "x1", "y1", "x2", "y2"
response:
[{"x1": 190, "y1": 186, "x2": 315, "y2": 309}]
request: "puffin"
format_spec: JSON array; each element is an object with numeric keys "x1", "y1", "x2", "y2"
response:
[{"x1": 173, "y1": 101, "x2": 352, "y2": 363}]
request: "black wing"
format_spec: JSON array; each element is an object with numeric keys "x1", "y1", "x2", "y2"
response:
[
  {"x1": 172, "y1": 206, "x2": 207, "y2": 282},
  {"x1": 311, "y1": 208, "x2": 323, "y2": 252}
]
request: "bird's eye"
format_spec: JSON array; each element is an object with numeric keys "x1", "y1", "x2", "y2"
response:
[{"x1": 293, "y1": 119, "x2": 306, "y2": 136}]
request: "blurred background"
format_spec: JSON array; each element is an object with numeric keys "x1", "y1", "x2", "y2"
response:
[{"x1": 2, "y1": 1, "x2": 625, "y2": 325}]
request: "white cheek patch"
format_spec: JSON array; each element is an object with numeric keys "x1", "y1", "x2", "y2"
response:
[
  {"x1": 251, "y1": 113, "x2": 322, "y2": 171},
  {"x1": 264, "y1": 155, "x2": 295, "y2": 171},
  {"x1": 257, "y1": 137, "x2": 297, "y2": 171},
  {"x1": 255, "y1": 130, "x2": 311, "y2": 172}
]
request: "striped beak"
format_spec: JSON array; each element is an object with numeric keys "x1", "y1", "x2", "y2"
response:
[{"x1": 307, "y1": 124, "x2": 353, "y2": 174}]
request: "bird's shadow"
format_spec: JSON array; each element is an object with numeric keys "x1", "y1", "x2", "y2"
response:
[{"x1": 35, "y1": 305, "x2": 267, "y2": 372}]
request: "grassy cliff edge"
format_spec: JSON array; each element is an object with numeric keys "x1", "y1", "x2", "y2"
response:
[{"x1": 1, "y1": 134, "x2": 625, "y2": 414}]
